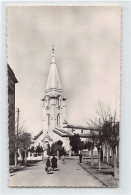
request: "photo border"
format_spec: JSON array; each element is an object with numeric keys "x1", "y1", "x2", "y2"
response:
[{"x1": 0, "y1": 0, "x2": 131, "y2": 195}]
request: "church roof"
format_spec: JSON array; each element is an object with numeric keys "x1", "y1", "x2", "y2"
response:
[
  {"x1": 53, "y1": 127, "x2": 93, "y2": 138},
  {"x1": 41, "y1": 133, "x2": 53, "y2": 142},
  {"x1": 45, "y1": 46, "x2": 62, "y2": 95},
  {"x1": 64, "y1": 124, "x2": 100, "y2": 131},
  {"x1": 53, "y1": 127, "x2": 74, "y2": 137},
  {"x1": 33, "y1": 130, "x2": 43, "y2": 140}
]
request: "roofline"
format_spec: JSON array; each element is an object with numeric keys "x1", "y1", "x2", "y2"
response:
[
  {"x1": 64, "y1": 124, "x2": 100, "y2": 131},
  {"x1": 8, "y1": 64, "x2": 18, "y2": 83}
]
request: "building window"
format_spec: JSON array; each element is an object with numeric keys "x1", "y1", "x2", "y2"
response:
[
  {"x1": 46, "y1": 99, "x2": 50, "y2": 106},
  {"x1": 57, "y1": 114, "x2": 60, "y2": 126},
  {"x1": 81, "y1": 129, "x2": 83, "y2": 134},
  {"x1": 47, "y1": 114, "x2": 50, "y2": 127},
  {"x1": 57, "y1": 99, "x2": 61, "y2": 107}
]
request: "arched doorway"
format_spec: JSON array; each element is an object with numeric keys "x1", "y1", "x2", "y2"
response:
[{"x1": 43, "y1": 141, "x2": 50, "y2": 157}]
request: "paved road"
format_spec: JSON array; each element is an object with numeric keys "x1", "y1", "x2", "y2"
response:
[{"x1": 10, "y1": 159, "x2": 104, "y2": 187}]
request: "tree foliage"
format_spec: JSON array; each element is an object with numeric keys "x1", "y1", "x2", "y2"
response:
[
  {"x1": 36, "y1": 145, "x2": 43, "y2": 153},
  {"x1": 69, "y1": 134, "x2": 87, "y2": 154},
  {"x1": 50, "y1": 140, "x2": 65, "y2": 156},
  {"x1": 18, "y1": 131, "x2": 31, "y2": 152},
  {"x1": 84, "y1": 141, "x2": 93, "y2": 151},
  {"x1": 88, "y1": 102, "x2": 119, "y2": 151}
]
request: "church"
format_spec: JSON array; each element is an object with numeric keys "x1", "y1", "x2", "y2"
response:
[{"x1": 32, "y1": 46, "x2": 73, "y2": 156}]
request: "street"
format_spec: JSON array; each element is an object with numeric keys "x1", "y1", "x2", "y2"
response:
[{"x1": 10, "y1": 159, "x2": 105, "y2": 187}]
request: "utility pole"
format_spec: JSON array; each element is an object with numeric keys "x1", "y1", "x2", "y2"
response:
[{"x1": 15, "y1": 108, "x2": 20, "y2": 166}]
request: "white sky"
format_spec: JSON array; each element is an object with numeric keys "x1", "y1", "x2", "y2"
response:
[{"x1": 7, "y1": 6, "x2": 120, "y2": 136}]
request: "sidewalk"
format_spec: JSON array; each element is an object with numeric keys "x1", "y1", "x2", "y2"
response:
[{"x1": 78, "y1": 158, "x2": 119, "y2": 188}]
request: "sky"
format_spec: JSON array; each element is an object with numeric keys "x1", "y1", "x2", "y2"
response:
[{"x1": 7, "y1": 6, "x2": 121, "y2": 136}]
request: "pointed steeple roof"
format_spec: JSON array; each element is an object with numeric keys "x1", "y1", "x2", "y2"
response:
[{"x1": 45, "y1": 46, "x2": 62, "y2": 97}]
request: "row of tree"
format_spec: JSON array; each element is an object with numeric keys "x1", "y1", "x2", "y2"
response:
[
  {"x1": 87, "y1": 103, "x2": 119, "y2": 178},
  {"x1": 68, "y1": 103, "x2": 119, "y2": 178},
  {"x1": 9, "y1": 125, "x2": 32, "y2": 166}
]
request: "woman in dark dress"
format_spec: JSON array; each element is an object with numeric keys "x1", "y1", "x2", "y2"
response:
[
  {"x1": 46, "y1": 156, "x2": 50, "y2": 173},
  {"x1": 51, "y1": 155, "x2": 57, "y2": 170}
]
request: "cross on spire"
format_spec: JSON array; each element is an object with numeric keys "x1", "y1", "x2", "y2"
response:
[{"x1": 52, "y1": 45, "x2": 54, "y2": 55}]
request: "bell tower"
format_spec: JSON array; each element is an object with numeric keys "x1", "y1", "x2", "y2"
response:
[{"x1": 42, "y1": 46, "x2": 67, "y2": 141}]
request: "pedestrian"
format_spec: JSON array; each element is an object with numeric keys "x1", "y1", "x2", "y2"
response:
[
  {"x1": 45, "y1": 156, "x2": 51, "y2": 174},
  {"x1": 51, "y1": 155, "x2": 57, "y2": 171},
  {"x1": 61, "y1": 154, "x2": 65, "y2": 164},
  {"x1": 79, "y1": 152, "x2": 83, "y2": 163}
]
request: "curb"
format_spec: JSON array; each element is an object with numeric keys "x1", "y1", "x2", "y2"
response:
[
  {"x1": 78, "y1": 163, "x2": 110, "y2": 187},
  {"x1": 10, "y1": 166, "x2": 26, "y2": 173}
]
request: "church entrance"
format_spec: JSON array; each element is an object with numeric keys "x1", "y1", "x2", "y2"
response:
[{"x1": 43, "y1": 141, "x2": 50, "y2": 158}]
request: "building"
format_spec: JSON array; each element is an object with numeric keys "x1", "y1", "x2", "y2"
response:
[
  {"x1": 8, "y1": 64, "x2": 18, "y2": 165},
  {"x1": 33, "y1": 47, "x2": 72, "y2": 156},
  {"x1": 42, "y1": 46, "x2": 67, "y2": 141}
]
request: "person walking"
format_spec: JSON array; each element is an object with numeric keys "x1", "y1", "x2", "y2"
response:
[
  {"x1": 51, "y1": 155, "x2": 57, "y2": 171},
  {"x1": 45, "y1": 156, "x2": 51, "y2": 174},
  {"x1": 79, "y1": 152, "x2": 83, "y2": 163}
]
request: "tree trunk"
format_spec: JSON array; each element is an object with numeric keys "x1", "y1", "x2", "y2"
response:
[
  {"x1": 24, "y1": 150, "x2": 27, "y2": 166},
  {"x1": 91, "y1": 149, "x2": 94, "y2": 167},
  {"x1": 113, "y1": 148, "x2": 118, "y2": 178},
  {"x1": 117, "y1": 144, "x2": 119, "y2": 167},
  {"x1": 107, "y1": 145, "x2": 110, "y2": 164},
  {"x1": 104, "y1": 142, "x2": 107, "y2": 163},
  {"x1": 14, "y1": 151, "x2": 17, "y2": 167},
  {"x1": 97, "y1": 148, "x2": 101, "y2": 171}
]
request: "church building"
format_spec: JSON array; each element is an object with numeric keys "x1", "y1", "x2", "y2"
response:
[{"x1": 32, "y1": 46, "x2": 72, "y2": 155}]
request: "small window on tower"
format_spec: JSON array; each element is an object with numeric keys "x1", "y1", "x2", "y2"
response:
[
  {"x1": 47, "y1": 114, "x2": 50, "y2": 127},
  {"x1": 48, "y1": 99, "x2": 50, "y2": 106},
  {"x1": 57, "y1": 114, "x2": 60, "y2": 126}
]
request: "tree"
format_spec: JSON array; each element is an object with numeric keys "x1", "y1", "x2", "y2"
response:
[
  {"x1": 57, "y1": 140, "x2": 63, "y2": 146},
  {"x1": 84, "y1": 141, "x2": 92, "y2": 151},
  {"x1": 51, "y1": 140, "x2": 65, "y2": 157},
  {"x1": 36, "y1": 145, "x2": 43, "y2": 154},
  {"x1": 88, "y1": 102, "x2": 119, "y2": 177},
  {"x1": 18, "y1": 129, "x2": 31, "y2": 166},
  {"x1": 84, "y1": 140, "x2": 94, "y2": 166},
  {"x1": 102, "y1": 118, "x2": 119, "y2": 178},
  {"x1": 69, "y1": 134, "x2": 82, "y2": 154},
  {"x1": 87, "y1": 117, "x2": 102, "y2": 169}
]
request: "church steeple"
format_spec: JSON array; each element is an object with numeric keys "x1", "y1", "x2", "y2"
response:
[
  {"x1": 45, "y1": 46, "x2": 62, "y2": 97},
  {"x1": 42, "y1": 46, "x2": 67, "y2": 144}
]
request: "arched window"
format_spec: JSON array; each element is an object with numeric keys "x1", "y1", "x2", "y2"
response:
[
  {"x1": 48, "y1": 99, "x2": 50, "y2": 106},
  {"x1": 57, "y1": 114, "x2": 60, "y2": 126},
  {"x1": 47, "y1": 114, "x2": 50, "y2": 127}
]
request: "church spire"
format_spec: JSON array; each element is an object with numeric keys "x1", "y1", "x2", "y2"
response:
[{"x1": 45, "y1": 46, "x2": 62, "y2": 97}]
